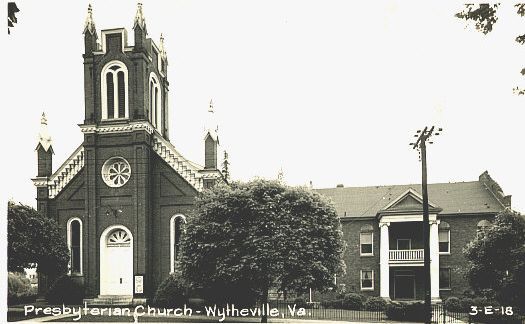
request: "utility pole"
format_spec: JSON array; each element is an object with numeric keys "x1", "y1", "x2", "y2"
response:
[{"x1": 410, "y1": 126, "x2": 442, "y2": 324}]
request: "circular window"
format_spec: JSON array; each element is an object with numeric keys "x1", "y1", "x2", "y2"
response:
[{"x1": 102, "y1": 157, "x2": 131, "y2": 187}]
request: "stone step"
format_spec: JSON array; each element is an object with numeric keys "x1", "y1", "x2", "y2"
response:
[{"x1": 84, "y1": 295, "x2": 134, "y2": 306}]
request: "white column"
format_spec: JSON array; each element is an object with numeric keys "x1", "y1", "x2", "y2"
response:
[
  {"x1": 430, "y1": 220, "x2": 441, "y2": 302},
  {"x1": 379, "y1": 222, "x2": 390, "y2": 300}
]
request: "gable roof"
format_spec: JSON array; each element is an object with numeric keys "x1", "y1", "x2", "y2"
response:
[
  {"x1": 380, "y1": 188, "x2": 442, "y2": 214},
  {"x1": 315, "y1": 180, "x2": 506, "y2": 218}
]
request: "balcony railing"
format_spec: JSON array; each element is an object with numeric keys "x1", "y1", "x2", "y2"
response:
[{"x1": 389, "y1": 249, "x2": 424, "y2": 261}]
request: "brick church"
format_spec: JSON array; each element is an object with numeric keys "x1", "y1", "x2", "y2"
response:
[{"x1": 32, "y1": 4, "x2": 225, "y2": 304}]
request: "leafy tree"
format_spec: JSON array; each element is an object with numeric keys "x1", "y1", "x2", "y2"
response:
[
  {"x1": 455, "y1": 3, "x2": 525, "y2": 94},
  {"x1": 463, "y1": 210, "x2": 525, "y2": 310},
  {"x1": 8, "y1": 201, "x2": 69, "y2": 277},
  {"x1": 180, "y1": 180, "x2": 345, "y2": 322}
]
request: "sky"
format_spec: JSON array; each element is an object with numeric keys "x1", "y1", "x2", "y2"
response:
[{"x1": 2, "y1": 1, "x2": 524, "y2": 213}]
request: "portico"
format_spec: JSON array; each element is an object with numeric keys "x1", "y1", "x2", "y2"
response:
[{"x1": 377, "y1": 189, "x2": 442, "y2": 302}]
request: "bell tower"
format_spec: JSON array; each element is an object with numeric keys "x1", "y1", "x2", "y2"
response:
[{"x1": 81, "y1": 3, "x2": 170, "y2": 139}]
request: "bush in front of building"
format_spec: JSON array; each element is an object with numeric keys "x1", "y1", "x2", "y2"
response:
[
  {"x1": 444, "y1": 297, "x2": 462, "y2": 312},
  {"x1": 385, "y1": 302, "x2": 426, "y2": 322},
  {"x1": 363, "y1": 296, "x2": 387, "y2": 311},
  {"x1": 45, "y1": 275, "x2": 84, "y2": 305},
  {"x1": 341, "y1": 293, "x2": 365, "y2": 310},
  {"x1": 152, "y1": 274, "x2": 188, "y2": 308},
  {"x1": 8, "y1": 272, "x2": 37, "y2": 305}
]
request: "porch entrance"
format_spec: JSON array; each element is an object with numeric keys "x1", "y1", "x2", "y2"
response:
[{"x1": 394, "y1": 270, "x2": 415, "y2": 300}]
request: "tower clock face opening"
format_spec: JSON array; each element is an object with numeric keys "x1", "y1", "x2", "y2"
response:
[{"x1": 102, "y1": 157, "x2": 131, "y2": 188}]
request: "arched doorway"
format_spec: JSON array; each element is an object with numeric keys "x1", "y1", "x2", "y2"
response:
[{"x1": 100, "y1": 225, "x2": 133, "y2": 296}]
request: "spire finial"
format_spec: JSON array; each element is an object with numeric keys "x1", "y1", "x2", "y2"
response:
[
  {"x1": 83, "y1": 3, "x2": 96, "y2": 35},
  {"x1": 38, "y1": 112, "x2": 53, "y2": 152},
  {"x1": 159, "y1": 33, "x2": 168, "y2": 59},
  {"x1": 208, "y1": 99, "x2": 214, "y2": 113},
  {"x1": 277, "y1": 168, "x2": 284, "y2": 183},
  {"x1": 41, "y1": 112, "x2": 48, "y2": 125},
  {"x1": 134, "y1": 3, "x2": 146, "y2": 30}
]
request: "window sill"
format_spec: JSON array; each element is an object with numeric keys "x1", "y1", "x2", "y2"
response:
[
  {"x1": 439, "y1": 288, "x2": 451, "y2": 291},
  {"x1": 360, "y1": 254, "x2": 374, "y2": 257},
  {"x1": 360, "y1": 288, "x2": 374, "y2": 291},
  {"x1": 439, "y1": 252, "x2": 451, "y2": 255},
  {"x1": 68, "y1": 273, "x2": 83, "y2": 277}
]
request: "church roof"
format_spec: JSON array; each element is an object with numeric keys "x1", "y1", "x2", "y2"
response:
[{"x1": 315, "y1": 179, "x2": 506, "y2": 218}]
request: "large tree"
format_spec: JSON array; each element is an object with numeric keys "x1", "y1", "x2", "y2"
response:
[
  {"x1": 463, "y1": 210, "x2": 525, "y2": 310},
  {"x1": 456, "y1": 3, "x2": 525, "y2": 94},
  {"x1": 180, "y1": 180, "x2": 345, "y2": 322},
  {"x1": 8, "y1": 201, "x2": 69, "y2": 277}
]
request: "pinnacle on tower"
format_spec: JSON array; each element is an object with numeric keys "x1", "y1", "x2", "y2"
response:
[
  {"x1": 37, "y1": 113, "x2": 53, "y2": 152},
  {"x1": 159, "y1": 33, "x2": 168, "y2": 59},
  {"x1": 133, "y1": 3, "x2": 147, "y2": 30},
  {"x1": 83, "y1": 4, "x2": 96, "y2": 35}
]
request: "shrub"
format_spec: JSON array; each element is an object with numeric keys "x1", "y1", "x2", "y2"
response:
[
  {"x1": 364, "y1": 296, "x2": 387, "y2": 311},
  {"x1": 8, "y1": 272, "x2": 36, "y2": 305},
  {"x1": 45, "y1": 275, "x2": 84, "y2": 305},
  {"x1": 152, "y1": 274, "x2": 188, "y2": 308},
  {"x1": 321, "y1": 299, "x2": 343, "y2": 309},
  {"x1": 444, "y1": 297, "x2": 462, "y2": 312},
  {"x1": 342, "y1": 293, "x2": 364, "y2": 310},
  {"x1": 385, "y1": 302, "x2": 427, "y2": 322},
  {"x1": 293, "y1": 297, "x2": 308, "y2": 309}
]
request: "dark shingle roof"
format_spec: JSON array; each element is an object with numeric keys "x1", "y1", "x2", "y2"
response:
[{"x1": 314, "y1": 181, "x2": 505, "y2": 217}]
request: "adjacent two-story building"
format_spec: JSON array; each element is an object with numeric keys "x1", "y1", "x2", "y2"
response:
[{"x1": 315, "y1": 171, "x2": 511, "y2": 302}]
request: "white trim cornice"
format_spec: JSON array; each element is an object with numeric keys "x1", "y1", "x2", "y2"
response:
[
  {"x1": 80, "y1": 121, "x2": 154, "y2": 135},
  {"x1": 379, "y1": 214, "x2": 438, "y2": 223}
]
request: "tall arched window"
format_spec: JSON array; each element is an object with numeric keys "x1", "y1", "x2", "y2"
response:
[
  {"x1": 67, "y1": 218, "x2": 82, "y2": 275},
  {"x1": 101, "y1": 61, "x2": 128, "y2": 120},
  {"x1": 170, "y1": 214, "x2": 186, "y2": 273},
  {"x1": 149, "y1": 73, "x2": 162, "y2": 130}
]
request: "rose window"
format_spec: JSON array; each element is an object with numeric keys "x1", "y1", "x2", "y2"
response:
[{"x1": 102, "y1": 157, "x2": 131, "y2": 188}]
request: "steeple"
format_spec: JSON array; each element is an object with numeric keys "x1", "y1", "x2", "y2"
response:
[
  {"x1": 83, "y1": 4, "x2": 98, "y2": 55},
  {"x1": 83, "y1": 4, "x2": 96, "y2": 35},
  {"x1": 133, "y1": 3, "x2": 147, "y2": 31},
  {"x1": 204, "y1": 99, "x2": 219, "y2": 169},
  {"x1": 37, "y1": 113, "x2": 53, "y2": 152},
  {"x1": 133, "y1": 3, "x2": 147, "y2": 50},
  {"x1": 159, "y1": 33, "x2": 168, "y2": 60},
  {"x1": 36, "y1": 113, "x2": 53, "y2": 178}
]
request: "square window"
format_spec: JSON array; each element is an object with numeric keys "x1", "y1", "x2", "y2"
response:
[
  {"x1": 439, "y1": 268, "x2": 451, "y2": 289},
  {"x1": 360, "y1": 232, "x2": 373, "y2": 255},
  {"x1": 361, "y1": 270, "x2": 374, "y2": 290},
  {"x1": 439, "y1": 230, "x2": 450, "y2": 253}
]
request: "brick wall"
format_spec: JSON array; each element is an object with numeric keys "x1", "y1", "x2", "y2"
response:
[
  {"x1": 339, "y1": 218, "x2": 380, "y2": 297},
  {"x1": 438, "y1": 214, "x2": 496, "y2": 299}
]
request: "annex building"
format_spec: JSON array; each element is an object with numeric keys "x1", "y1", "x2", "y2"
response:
[
  {"x1": 315, "y1": 171, "x2": 512, "y2": 302},
  {"x1": 32, "y1": 4, "x2": 224, "y2": 304}
]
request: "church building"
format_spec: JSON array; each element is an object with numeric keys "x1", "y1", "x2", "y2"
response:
[{"x1": 32, "y1": 4, "x2": 225, "y2": 304}]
